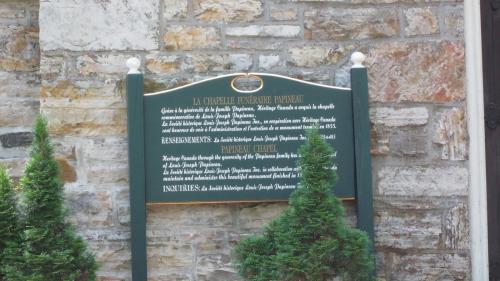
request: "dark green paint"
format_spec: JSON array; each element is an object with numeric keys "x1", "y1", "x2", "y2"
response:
[
  {"x1": 351, "y1": 68, "x2": 375, "y2": 254},
  {"x1": 126, "y1": 74, "x2": 148, "y2": 281},
  {"x1": 126, "y1": 71, "x2": 374, "y2": 281},
  {"x1": 143, "y1": 75, "x2": 355, "y2": 203}
]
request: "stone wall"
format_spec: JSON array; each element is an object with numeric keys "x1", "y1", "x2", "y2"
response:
[
  {"x1": 35, "y1": 0, "x2": 470, "y2": 280},
  {"x1": 0, "y1": 0, "x2": 39, "y2": 179}
]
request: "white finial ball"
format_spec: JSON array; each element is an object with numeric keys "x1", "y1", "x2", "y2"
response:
[
  {"x1": 126, "y1": 57, "x2": 141, "y2": 74},
  {"x1": 350, "y1": 52, "x2": 366, "y2": 68}
]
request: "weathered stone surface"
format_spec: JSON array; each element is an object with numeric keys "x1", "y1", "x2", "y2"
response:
[
  {"x1": 239, "y1": 203, "x2": 287, "y2": 229},
  {"x1": 88, "y1": 241, "x2": 131, "y2": 275},
  {"x1": 56, "y1": 156, "x2": 76, "y2": 182},
  {"x1": 226, "y1": 39, "x2": 282, "y2": 50},
  {"x1": 40, "y1": 56, "x2": 65, "y2": 80},
  {"x1": 66, "y1": 188, "x2": 113, "y2": 227},
  {"x1": 185, "y1": 53, "x2": 252, "y2": 72},
  {"x1": 443, "y1": 201, "x2": 469, "y2": 250},
  {"x1": 304, "y1": 8, "x2": 399, "y2": 40},
  {"x1": 370, "y1": 107, "x2": 429, "y2": 127},
  {"x1": 148, "y1": 205, "x2": 234, "y2": 227},
  {"x1": 164, "y1": 26, "x2": 221, "y2": 50},
  {"x1": 40, "y1": 0, "x2": 159, "y2": 51},
  {"x1": 0, "y1": 131, "x2": 32, "y2": 148},
  {"x1": 390, "y1": 128, "x2": 428, "y2": 156},
  {"x1": 0, "y1": 25, "x2": 39, "y2": 72},
  {"x1": 76, "y1": 54, "x2": 129, "y2": 76},
  {"x1": 433, "y1": 107, "x2": 467, "y2": 161},
  {"x1": 390, "y1": 253, "x2": 469, "y2": 280},
  {"x1": 42, "y1": 108, "x2": 126, "y2": 136},
  {"x1": 366, "y1": 41, "x2": 465, "y2": 102},
  {"x1": 194, "y1": 0, "x2": 263, "y2": 22},
  {"x1": 41, "y1": 81, "x2": 124, "y2": 109},
  {"x1": 258, "y1": 54, "x2": 281, "y2": 70},
  {"x1": 377, "y1": 166, "x2": 468, "y2": 197},
  {"x1": 375, "y1": 208, "x2": 442, "y2": 249},
  {"x1": 0, "y1": 71, "x2": 39, "y2": 98},
  {"x1": 287, "y1": 45, "x2": 354, "y2": 67},
  {"x1": 371, "y1": 125, "x2": 390, "y2": 155},
  {"x1": 404, "y1": 7, "x2": 439, "y2": 36},
  {"x1": 270, "y1": 6, "x2": 298, "y2": 21},
  {"x1": 162, "y1": 0, "x2": 187, "y2": 20},
  {"x1": 145, "y1": 53, "x2": 183, "y2": 75},
  {"x1": 225, "y1": 25, "x2": 301, "y2": 37},
  {"x1": 443, "y1": 7, "x2": 464, "y2": 39},
  {"x1": 0, "y1": 99, "x2": 39, "y2": 127}
]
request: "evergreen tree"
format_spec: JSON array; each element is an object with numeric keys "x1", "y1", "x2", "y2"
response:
[
  {"x1": 0, "y1": 165, "x2": 20, "y2": 280},
  {"x1": 235, "y1": 128, "x2": 374, "y2": 281},
  {"x1": 4, "y1": 117, "x2": 97, "y2": 281}
]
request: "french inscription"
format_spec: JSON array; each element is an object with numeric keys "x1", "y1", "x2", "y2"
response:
[{"x1": 159, "y1": 95, "x2": 338, "y2": 195}]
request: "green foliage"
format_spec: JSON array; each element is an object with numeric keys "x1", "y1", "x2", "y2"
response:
[
  {"x1": 235, "y1": 128, "x2": 374, "y2": 281},
  {"x1": 4, "y1": 117, "x2": 97, "y2": 281},
  {"x1": 0, "y1": 166, "x2": 20, "y2": 280}
]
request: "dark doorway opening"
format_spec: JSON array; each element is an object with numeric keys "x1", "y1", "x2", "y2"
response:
[{"x1": 482, "y1": 0, "x2": 500, "y2": 279}]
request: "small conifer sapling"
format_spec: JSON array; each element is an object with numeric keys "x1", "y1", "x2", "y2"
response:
[
  {"x1": 5, "y1": 117, "x2": 97, "y2": 281},
  {"x1": 236, "y1": 128, "x2": 374, "y2": 281}
]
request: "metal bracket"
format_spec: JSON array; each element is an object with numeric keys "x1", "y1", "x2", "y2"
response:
[{"x1": 486, "y1": 103, "x2": 500, "y2": 129}]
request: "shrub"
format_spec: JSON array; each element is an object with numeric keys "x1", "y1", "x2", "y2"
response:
[
  {"x1": 235, "y1": 128, "x2": 374, "y2": 281},
  {"x1": 0, "y1": 165, "x2": 20, "y2": 280},
  {"x1": 4, "y1": 117, "x2": 97, "y2": 281}
]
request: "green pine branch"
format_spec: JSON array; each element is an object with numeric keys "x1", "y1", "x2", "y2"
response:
[{"x1": 235, "y1": 127, "x2": 374, "y2": 281}]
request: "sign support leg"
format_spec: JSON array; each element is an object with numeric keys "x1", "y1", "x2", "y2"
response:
[
  {"x1": 350, "y1": 53, "x2": 375, "y2": 256},
  {"x1": 126, "y1": 59, "x2": 147, "y2": 281}
]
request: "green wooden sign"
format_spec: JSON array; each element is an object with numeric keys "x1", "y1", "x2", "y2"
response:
[{"x1": 125, "y1": 53, "x2": 374, "y2": 281}]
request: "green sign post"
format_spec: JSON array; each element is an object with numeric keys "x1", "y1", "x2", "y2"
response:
[{"x1": 126, "y1": 53, "x2": 374, "y2": 281}]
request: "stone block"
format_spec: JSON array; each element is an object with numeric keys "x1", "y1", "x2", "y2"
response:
[
  {"x1": 443, "y1": 7, "x2": 464, "y2": 39},
  {"x1": 42, "y1": 107, "x2": 127, "y2": 136},
  {"x1": 404, "y1": 7, "x2": 439, "y2": 36},
  {"x1": 239, "y1": 203, "x2": 287, "y2": 229},
  {"x1": 390, "y1": 253, "x2": 469, "y2": 280},
  {"x1": 0, "y1": 131, "x2": 32, "y2": 148},
  {"x1": 196, "y1": 254, "x2": 239, "y2": 281},
  {"x1": 304, "y1": 8, "x2": 399, "y2": 40},
  {"x1": 76, "y1": 54, "x2": 129, "y2": 76},
  {"x1": 225, "y1": 25, "x2": 301, "y2": 38},
  {"x1": 0, "y1": 71, "x2": 39, "y2": 98},
  {"x1": 287, "y1": 45, "x2": 354, "y2": 67},
  {"x1": 41, "y1": 81, "x2": 125, "y2": 109},
  {"x1": 226, "y1": 39, "x2": 282, "y2": 50},
  {"x1": 56, "y1": 156, "x2": 76, "y2": 183},
  {"x1": 185, "y1": 53, "x2": 252, "y2": 72},
  {"x1": 377, "y1": 166, "x2": 468, "y2": 197},
  {"x1": 0, "y1": 24, "x2": 39, "y2": 72},
  {"x1": 40, "y1": 0, "x2": 159, "y2": 51},
  {"x1": 0, "y1": 99, "x2": 39, "y2": 127},
  {"x1": 147, "y1": 205, "x2": 233, "y2": 227},
  {"x1": 162, "y1": 0, "x2": 187, "y2": 20},
  {"x1": 443, "y1": 201, "x2": 469, "y2": 250},
  {"x1": 88, "y1": 241, "x2": 131, "y2": 274},
  {"x1": 370, "y1": 107, "x2": 429, "y2": 127},
  {"x1": 375, "y1": 207, "x2": 442, "y2": 249},
  {"x1": 194, "y1": 0, "x2": 263, "y2": 22},
  {"x1": 270, "y1": 6, "x2": 298, "y2": 21},
  {"x1": 145, "y1": 53, "x2": 183, "y2": 75},
  {"x1": 433, "y1": 107, "x2": 467, "y2": 161},
  {"x1": 390, "y1": 128, "x2": 428, "y2": 157},
  {"x1": 258, "y1": 54, "x2": 281, "y2": 70},
  {"x1": 366, "y1": 41, "x2": 465, "y2": 102},
  {"x1": 40, "y1": 56, "x2": 65, "y2": 80},
  {"x1": 66, "y1": 188, "x2": 114, "y2": 227},
  {"x1": 164, "y1": 26, "x2": 221, "y2": 50}
]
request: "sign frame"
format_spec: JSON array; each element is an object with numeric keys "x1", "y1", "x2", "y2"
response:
[{"x1": 125, "y1": 53, "x2": 374, "y2": 281}]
